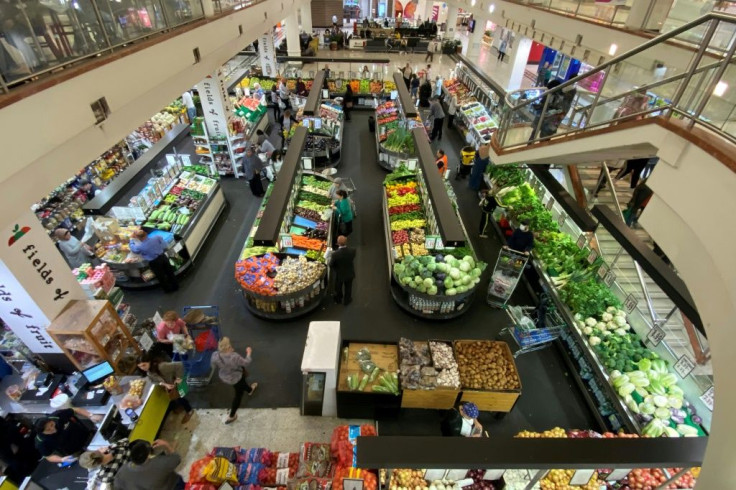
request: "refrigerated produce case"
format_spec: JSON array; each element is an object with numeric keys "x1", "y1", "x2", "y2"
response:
[{"x1": 374, "y1": 100, "x2": 427, "y2": 170}]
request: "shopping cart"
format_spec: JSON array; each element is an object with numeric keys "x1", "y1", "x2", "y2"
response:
[
  {"x1": 178, "y1": 305, "x2": 220, "y2": 388},
  {"x1": 500, "y1": 294, "x2": 565, "y2": 357}
]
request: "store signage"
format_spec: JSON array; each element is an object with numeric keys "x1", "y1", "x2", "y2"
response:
[
  {"x1": 603, "y1": 270, "x2": 616, "y2": 287},
  {"x1": 456, "y1": 479, "x2": 474, "y2": 488},
  {"x1": 425, "y1": 236, "x2": 437, "y2": 250},
  {"x1": 446, "y1": 470, "x2": 469, "y2": 481},
  {"x1": 646, "y1": 325, "x2": 666, "y2": 347},
  {"x1": 259, "y1": 32, "x2": 277, "y2": 78},
  {"x1": 196, "y1": 75, "x2": 229, "y2": 139},
  {"x1": 407, "y1": 159, "x2": 418, "y2": 171},
  {"x1": 605, "y1": 469, "x2": 632, "y2": 481},
  {"x1": 424, "y1": 470, "x2": 446, "y2": 481},
  {"x1": 139, "y1": 332, "x2": 155, "y2": 351},
  {"x1": 576, "y1": 234, "x2": 587, "y2": 249},
  {"x1": 545, "y1": 197, "x2": 554, "y2": 211},
  {"x1": 586, "y1": 249, "x2": 598, "y2": 265},
  {"x1": 0, "y1": 211, "x2": 85, "y2": 320},
  {"x1": 623, "y1": 294, "x2": 638, "y2": 313},
  {"x1": 280, "y1": 234, "x2": 293, "y2": 248},
  {"x1": 483, "y1": 470, "x2": 505, "y2": 481},
  {"x1": 343, "y1": 479, "x2": 364, "y2": 490},
  {"x1": 596, "y1": 263, "x2": 608, "y2": 280},
  {"x1": 435, "y1": 238, "x2": 444, "y2": 250},
  {"x1": 557, "y1": 212, "x2": 567, "y2": 227},
  {"x1": 700, "y1": 386, "x2": 715, "y2": 411},
  {"x1": 569, "y1": 470, "x2": 595, "y2": 486},
  {"x1": 673, "y1": 354, "x2": 696, "y2": 379},
  {"x1": 0, "y1": 259, "x2": 61, "y2": 353}
]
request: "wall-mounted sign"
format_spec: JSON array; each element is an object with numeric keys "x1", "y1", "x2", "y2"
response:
[{"x1": 259, "y1": 32, "x2": 277, "y2": 77}]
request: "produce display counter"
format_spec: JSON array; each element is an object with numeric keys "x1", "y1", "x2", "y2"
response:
[
  {"x1": 442, "y1": 78, "x2": 498, "y2": 147},
  {"x1": 382, "y1": 166, "x2": 486, "y2": 319},
  {"x1": 398, "y1": 338, "x2": 460, "y2": 410},
  {"x1": 374, "y1": 101, "x2": 427, "y2": 171},
  {"x1": 234, "y1": 168, "x2": 334, "y2": 320},
  {"x1": 336, "y1": 340, "x2": 401, "y2": 419},
  {"x1": 94, "y1": 164, "x2": 226, "y2": 288},
  {"x1": 485, "y1": 165, "x2": 710, "y2": 436},
  {"x1": 288, "y1": 100, "x2": 344, "y2": 169},
  {"x1": 454, "y1": 340, "x2": 522, "y2": 413}
]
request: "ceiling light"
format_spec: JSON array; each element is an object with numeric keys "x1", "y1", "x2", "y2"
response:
[
  {"x1": 608, "y1": 43, "x2": 618, "y2": 56},
  {"x1": 714, "y1": 81, "x2": 728, "y2": 97},
  {"x1": 489, "y1": 4, "x2": 495, "y2": 13},
  {"x1": 471, "y1": 0, "x2": 476, "y2": 6}
]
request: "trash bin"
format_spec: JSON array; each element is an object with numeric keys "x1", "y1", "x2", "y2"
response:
[{"x1": 368, "y1": 116, "x2": 375, "y2": 133}]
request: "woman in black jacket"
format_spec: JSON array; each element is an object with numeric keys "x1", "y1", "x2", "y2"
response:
[
  {"x1": 343, "y1": 85, "x2": 354, "y2": 121},
  {"x1": 418, "y1": 80, "x2": 432, "y2": 107}
]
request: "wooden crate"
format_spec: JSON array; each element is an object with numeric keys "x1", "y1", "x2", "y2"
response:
[
  {"x1": 454, "y1": 340, "x2": 522, "y2": 413},
  {"x1": 338, "y1": 342, "x2": 398, "y2": 392},
  {"x1": 401, "y1": 387, "x2": 460, "y2": 409}
]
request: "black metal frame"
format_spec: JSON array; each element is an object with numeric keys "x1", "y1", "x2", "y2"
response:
[
  {"x1": 392, "y1": 72, "x2": 418, "y2": 118},
  {"x1": 276, "y1": 56, "x2": 391, "y2": 64},
  {"x1": 253, "y1": 126, "x2": 308, "y2": 246},
  {"x1": 303, "y1": 71, "x2": 327, "y2": 116},
  {"x1": 591, "y1": 205, "x2": 704, "y2": 336},
  {"x1": 411, "y1": 127, "x2": 465, "y2": 247}
]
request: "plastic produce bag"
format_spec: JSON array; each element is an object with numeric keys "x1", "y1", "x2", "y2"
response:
[
  {"x1": 297, "y1": 442, "x2": 334, "y2": 478},
  {"x1": 238, "y1": 462, "x2": 265, "y2": 485},
  {"x1": 210, "y1": 447, "x2": 240, "y2": 462},
  {"x1": 358, "y1": 359, "x2": 377, "y2": 374},
  {"x1": 188, "y1": 455, "x2": 214, "y2": 485},
  {"x1": 355, "y1": 348, "x2": 371, "y2": 361},
  {"x1": 332, "y1": 467, "x2": 378, "y2": 490},
  {"x1": 330, "y1": 425, "x2": 378, "y2": 468},
  {"x1": 204, "y1": 457, "x2": 239, "y2": 485},
  {"x1": 290, "y1": 477, "x2": 333, "y2": 490}
]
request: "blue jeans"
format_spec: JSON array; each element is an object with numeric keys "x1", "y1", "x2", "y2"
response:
[{"x1": 187, "y1": 107, "x2": 196, "y2": 122}]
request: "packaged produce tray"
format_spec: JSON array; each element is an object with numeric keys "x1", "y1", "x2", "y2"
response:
[
  {"x1": 293, "y1": 216, "x2": 318, "y2": 228},
  {"x1": 453, "y1": 340, "x2": 522, "y2": 413}
]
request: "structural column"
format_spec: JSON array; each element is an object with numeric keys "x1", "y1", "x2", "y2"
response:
[
  {"x1": 285, "y1": 11, "x2": 301, "y2": 56},
  {"x1": 300, "y1": 1, "x2": 313, "y2": 34},
  {"x1": 445, "y1": 3, "x2": 459, "y2": 39},
  {"x1": 201, "y1": 0, "x2": 216, "y2": 17},
  {"x1": 507, "y1": 36, "x2": 533, "y2": 90},
  {"x1": 464, "y1": 17, "x2": 485, "y2": 57}
]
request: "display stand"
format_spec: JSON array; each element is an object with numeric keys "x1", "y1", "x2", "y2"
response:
[
  {"x1": 301, "y1": 321, "x2": 341, "y2": 417},
  {"x1": 46, "y1": 300, "x2": 141, "y2": 373},
  {"x1": 235, "y1": 127, "x2": 333, "y2": 320},
  {"x1": 487, "y1": 248, "x2": 528, "y2": 308}
]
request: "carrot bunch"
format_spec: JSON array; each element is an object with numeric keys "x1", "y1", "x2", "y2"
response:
[{"x1": 291, "y1": 234, "x2": 325, "y2": 252}]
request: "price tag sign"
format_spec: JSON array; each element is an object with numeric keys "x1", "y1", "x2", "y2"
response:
[
  {"x1": 586, "y1": 249, "x2": 598, "y2": 264},
  {"x1": 435, "y1": 238, "x2": 444, "y2": 250},
  {"x1": 557, "y1": 212, "x2": 567, "y2": 227},
  {"x1": 604, "y1": 270, "x2": 616, "y2": 287},
  {"x1": 605, "y1": 469, "x2": 632, "y2": 481},
  {"x1": 647, "y1": 325, "x2": 666, "y2": 346},
  {"x1": 570, "y1": 470, "x2": 595, "y2": 486},
  {"x1": 576, "y1": 234, "x2": 587, "y2": 249},
  {"x1": 139, "y1": 332, "x2": 154, "y2": 351},
  {"x1": 457, "y1": 479, "x2": 475, "y2": 488},
  {"x1": 407, "y1": 159, "x2": 418, "y2": 171},
  {"x1": 700, "y1": 386, "x2": 715, "y2": 411},
  {"x1": 597, "y1": 263, "x2": 608, "y2": 279},
  {"x1": 280, "y1": 234, "x2": 293, "y2": 248},
  {"x1": 343, "y1": 479, "x2": 364, "y2": 490},
  {"x1": 446, "y1": 470, "x2": 469, "y2": 481},
  {"x1": 674, "y1": 354, "x2": 696, "y2": 379},
  {"x1": 624, "y1": 294, "x2": 638, "y2": 313},
  {"x1": 483, "y1": 470, "x2": 505, "y2": 481},
  {"x1": 425, "y1": 236, "x2": 437, "y2": 250},
  {"x1": 546, "y1": 197, "x2": 555, "y2": 211}
]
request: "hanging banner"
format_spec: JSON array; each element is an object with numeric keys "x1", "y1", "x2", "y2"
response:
[
  {"x1": 259, "y1": 32, "x2": 277, "y2": 78},
  {"x1": 0, "y1": 259, "x2": 61, "y2": 353},
  {"x1": 196, "y1": 74, "x2": 229, "y2": 139},
  {"x1": 431, "y1": 4, "x2": 439, "y2": 21},
  {"x1": 0, "y1": 211, "x2": 85, "y2": 320}
]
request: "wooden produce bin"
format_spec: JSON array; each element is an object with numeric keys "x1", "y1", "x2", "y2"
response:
[
  {"x1": 47, "y1": 300, "x2": 141, "y2": 373},
  {"x1": 401, "y1": 387, "x2": 459, "y2": 409},
  {"x1": 454, "y1": 340, "x2": 522, "y2": 413},
  {"x1": 336, "y1": 341, "x2": 401, "y2": 419}
]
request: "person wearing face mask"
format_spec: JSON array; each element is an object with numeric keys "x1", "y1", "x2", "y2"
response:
[
  {"x1": 441, "y1": 402, "x2": 483, "y2": 437},
  {"x1": 506, "y1": 219, "x2": 534, "y2": 253}
]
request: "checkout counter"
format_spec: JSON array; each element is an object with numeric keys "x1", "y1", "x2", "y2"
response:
[{"x1": 0, "y1": 374, "x2": 169, "y2": 490}]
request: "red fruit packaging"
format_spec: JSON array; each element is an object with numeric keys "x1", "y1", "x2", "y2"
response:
[
  {"x1": 298, "y1": 443, "x2": 334, "y2": 478},
  {"x1": 330, "y1": 425, "x2": 377, "y2": 468},
  {"x1": 189, "y1": 456, "x2": 215, "y2": 484},
  {"x1": 332, "y1": 466, "x2": 377, "y2": 490},
  {"x1": 290, "y1": 477, "x2": 333, "y2": 490}
]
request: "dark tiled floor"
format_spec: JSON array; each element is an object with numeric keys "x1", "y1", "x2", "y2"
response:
[{"x1": 123, "y1": 110, "x2": 597, "y2": 435}]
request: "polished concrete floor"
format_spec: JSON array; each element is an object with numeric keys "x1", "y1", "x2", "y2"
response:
[{"x1": 124, "y1": 109, "x2": 597, "y2": 442}]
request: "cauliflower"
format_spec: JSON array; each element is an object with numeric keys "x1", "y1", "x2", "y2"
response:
[
  {"x1": 589, "y1": 336, "x2": 602, "y2": 346},
  {"x1": 606, "y1": 306, "x2": 618, "y2": 313},
  {"x1": 606, "y1": 321, "x2": 616, "y2": 331},
  {"x1": 575, "y1": 320, "x2": 586, "y2": 330},
  {"x1": 615, "y1": 310, "x2": 627, "y2": 319},
  {"x1": 614, "y1": 316, "x2": 627, "y2": 327},
  {"x1": 614, "y1": 328, "x2": 627, "y2": 336},
  {"x1": 583, "y1": 326, "x2": 593, "y2": 336},
  {"x1": 601, "y1": 312, "x2": 613, "y2": 322},
  {"x1": 596, "y1": 322, "x2": 607, "y2": 331},
  {"x1": 602, "y1": 330, "x2": 613, "y2": 337},
  {"x1": 585, "y1": 317, "x2": 597, "y2": 327}
]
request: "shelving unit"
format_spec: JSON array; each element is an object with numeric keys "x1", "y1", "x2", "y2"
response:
[{"x1": 47, "y1": 300, "x2": 141, "y2": 373}]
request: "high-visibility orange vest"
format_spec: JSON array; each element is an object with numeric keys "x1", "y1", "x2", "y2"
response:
[{"x1": 436, "y1": 155, "x2": 448, "y2": 176}]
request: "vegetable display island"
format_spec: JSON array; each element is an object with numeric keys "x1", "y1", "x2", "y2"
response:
[
  {"x1": 382, "y1": 166, "x2": 486, "y2": 319},
  {"x1": 374, "y1": 101, "x2": 426, "y2": 170},
  {"x1": 287, "y1": 102, "x2": 344, "y2": 169},
  {"x1": 235, "y1": 171, "x2": 334, "y2": 320}
]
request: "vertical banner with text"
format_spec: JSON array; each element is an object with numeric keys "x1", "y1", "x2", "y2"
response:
[
  {"x1": 259, "y1": 32, "x2": 277, "y2": 78},
  {"x1": 0, "y1": 259, "x2": 61, "y2": 353},
  {"x1": 196, "y1": 75, "x2": 229, "y2": 139},
  {"x1": 0, "y1": 211, "x2": 85, "y2": 321}
]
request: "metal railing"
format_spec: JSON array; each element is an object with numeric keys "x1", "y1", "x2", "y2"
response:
[
  {"x1": 494, "y1": 12, "x2": 736, "y2": 151},
  {"x1": 0, "y1": 0, "x2": 262, "y2": 93}
]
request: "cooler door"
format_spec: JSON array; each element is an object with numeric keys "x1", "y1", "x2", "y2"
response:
[{"x1": 301, "y1": 372, "x2": 326, "y2": 416}]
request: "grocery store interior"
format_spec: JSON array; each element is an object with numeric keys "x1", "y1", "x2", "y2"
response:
[{"x1": 0, "y1": 0, "x2": 733, "y2": 489}]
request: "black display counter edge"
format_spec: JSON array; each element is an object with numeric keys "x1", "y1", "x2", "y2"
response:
[
  {"x1": 591, "y1": 205, "x2": 704, "y2": 336},
  {"x1": 356, "y1": 436, "x2": 707, "y2": 469},
  {"x1": 392, "y1": 72, "x2": 418, "y2": 118},
  {"x1": 530, "y1": 167, "x2": 598, "y2": 232},
  {"x1": 84, "y1": 124, "x2": 191, "y2": 214}
]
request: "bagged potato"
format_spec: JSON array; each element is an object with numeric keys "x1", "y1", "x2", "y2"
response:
[{"x1": 204, "y1": 456, "x2": 239, "y2": 485}]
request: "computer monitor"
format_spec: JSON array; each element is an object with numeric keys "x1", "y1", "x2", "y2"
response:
[{"x1": 82, "y1": 361, "x2": 114, "y2": 385}]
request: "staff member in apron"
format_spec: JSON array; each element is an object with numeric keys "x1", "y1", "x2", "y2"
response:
[
  {"x1": 129, "y1": 230, "x2": 178, "y2": 292},
  {"x1": 435, "y1": 149, "x2": 448, "y2": 177}
]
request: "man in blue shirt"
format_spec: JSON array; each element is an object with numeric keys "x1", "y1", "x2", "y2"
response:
[{"x1": 129, "y1": 230, "x2": 178, "y2": 292}]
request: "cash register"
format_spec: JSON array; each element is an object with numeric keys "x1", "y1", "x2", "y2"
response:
[{"x1": 71, "y1": 361, "x2": 114, "y2": 407}]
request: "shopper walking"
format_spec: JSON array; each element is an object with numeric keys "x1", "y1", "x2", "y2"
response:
[
  {"x1": 616, "y1": 157, "x2": 648, "y2": 188},
  {"x1": 435, "y1": 149, "x2": 448, "y2": 177},
  {"x1": 114, "y1": 439, "x2": 185, "y2": 490},
  {"x1": 278, "y1": 78, "x2": 291, "y2": 111},
  {"x1": 296, "y1": 77, "x2": 308, "y2": 96},
  {"x1": 497, "y1": 39, "x2": 507, "y2": 62},
  {"x1": 535, "y1": 62, "x2": 551, "y2": 87},
  {"x1": 271, "y1": 85, "x2": 281, "y2": 121},
  {"x1": 410, "y1": 74, "x2": 420, "y2": 99},
  {"x1": 182, "y1": 91, "x2": 196, "y2": 122},
  {"x1": 327, "y1": 235, "x2": 356, "y2": 305},
  {"x1": 447, "y1": 93, "x2": 458, "y2": 128},
  {"x1": 418, "y1": 79, "x2": 432, "y2": 107},
  {"x1": 402, "y1": 62, "x2": 412, "y2": 88},
  {"x1": 624, "y1": 181, "x2": 653, "y2": 227},
  {"x1": 478, "y1": 190, "x2": 498, "y2": 238},
  {"x1": 137, "y1": 352, "x2": 194, "y2": 424},
  {"x1": 155, "y1": 311, "x2": 191, "y2": 360},
  {"x1": 280, "y1": 108, "x2": 300, "y2": 148},
  {"x1": 425, "y1": 41, "x2": 434, "y2": 62},
  {"x1": 332, "y1": 190, "x2": 354, "y2": 236},
  {"x1": 429, "y1": 96, "x2": 445, "y2": 141},
  {"x1": 343, "y1": 84, "x2": 354, "y2": 121},
  {"x1": 212, "y1": 337, "x2": 258, "y2": 425},
  {"x1": 507, "y1": 219, "x2": 534, "y2": 252},
  {"x1": 469, "y1": 143, "x2": 490, "y2": 191},
  {"x1": 129, "y1": 230, "x2": 178, "y2": 292},
  {"x1": 55, "y1": 228, "x2": 95, "y2": 269},
  {"x1": 243, "y1": 146, "x2": 265, "y2": 197}
]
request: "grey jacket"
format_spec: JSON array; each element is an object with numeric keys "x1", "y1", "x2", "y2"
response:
[
  {"x1": 114, "y1": 453, "x2": 181, "y2": 490},
  {"x1": 243, "y1": 153, "x2": 264, "y2": 180},
  {"x1": 429, "y1": 101, "x2": 445, "y2": 120},
  {"x1": 146, "y1": 362, "x2": 184, "y2": 385},
  {"x1": 212, "y1": 351, "x2": 252, "y2": 385}
]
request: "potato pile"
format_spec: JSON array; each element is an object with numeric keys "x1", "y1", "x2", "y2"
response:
[
  {"x1": 455, "y1": 341, "x2": 520, "y2": 391},
  {"x1": 516, "y1": 427, "x2": 567, "y2": 438},
  {"x1": 389, "y1": 469, "x2": 428, "y2": 490}
]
